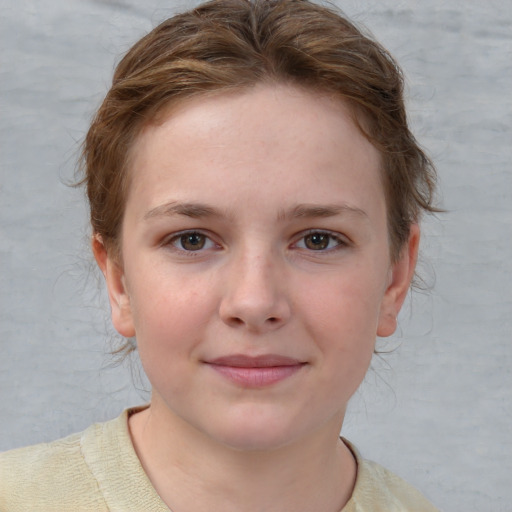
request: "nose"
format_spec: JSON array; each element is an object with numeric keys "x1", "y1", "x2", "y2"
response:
[{"x1": 218, "y1": 247, "x2": 291, "y2": 333}]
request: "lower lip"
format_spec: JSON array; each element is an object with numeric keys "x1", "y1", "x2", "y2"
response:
[{"x1": 208, "y1": 364, "x2": 305, "y2": 387}]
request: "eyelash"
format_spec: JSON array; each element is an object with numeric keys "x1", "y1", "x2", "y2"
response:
[
  {"x1": 293, "y1": 230, "x2": 348, "y2": 252},
  {"x1": 165, "y1": 231, "x2": 218, "y2": 253},
  {"x1": 163, "y1": 229, "x2": 348, "y2": 255}
]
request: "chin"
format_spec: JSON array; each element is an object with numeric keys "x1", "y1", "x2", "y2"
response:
[{"x1": 204, "y1": 408, "x2": 306, "y2": 453}]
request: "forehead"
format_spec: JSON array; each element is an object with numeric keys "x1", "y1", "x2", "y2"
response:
[{"x1": 126, "y1": 83, "x2": 384, "y2": 220}]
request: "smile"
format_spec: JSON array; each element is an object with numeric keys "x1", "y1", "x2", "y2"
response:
[{"x1": 205, "y1": 355, "x2": 307, "y2": 388}]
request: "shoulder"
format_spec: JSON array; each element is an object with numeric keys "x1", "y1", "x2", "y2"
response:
[
  {"x1": 343, "y1": 440, "x2": 440, "y2": 512},
  {"x1": 0, "y1": 406, "x2": 168, "y2": 512},
  {"x1": 0, "y1": 426, "x2": 109, "y2": 512}
]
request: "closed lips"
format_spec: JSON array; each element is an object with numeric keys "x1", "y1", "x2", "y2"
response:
[
  {"x1": 206, "y1": 355, "x2": 306, "y2": 367},
  {"x1": 205, "y1": 355, "x2": 307, "y2": 387}
]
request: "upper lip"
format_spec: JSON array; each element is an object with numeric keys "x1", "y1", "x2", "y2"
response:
[{"x1": 206, "y1": 354, "x2": 305, "y2": 368}]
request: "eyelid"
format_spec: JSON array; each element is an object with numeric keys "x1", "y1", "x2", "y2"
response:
[
  {"x1": 162, "y1": 229, "x2": 220, "y2": 253},
  {"x1": 292, "y1": 229, "x2": 350, "y2": 251},
  {"x1": 160, "y1": 228, "x2": 349, "y2": 254}
]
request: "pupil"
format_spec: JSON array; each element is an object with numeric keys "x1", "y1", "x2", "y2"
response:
[
  {"x1": 181, "y1": 233, "x2": 205, "y2": 250},
  {"x1": 306, "y1": 233, "x2": 329, "y2": 250}
]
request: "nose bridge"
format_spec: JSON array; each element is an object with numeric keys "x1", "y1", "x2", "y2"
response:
[{"x1": 219, "y1": 239, "x2": 290, "y2": 331}]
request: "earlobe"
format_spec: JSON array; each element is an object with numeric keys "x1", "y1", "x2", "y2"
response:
[
  {"x1": 91, "y1": 235, "x2": 136, "y2": 338},
  {"x1": 377, "y1": 224, "x2": 420, "y2": 338}
]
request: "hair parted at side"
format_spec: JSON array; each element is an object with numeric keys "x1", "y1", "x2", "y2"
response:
[{"x1": 81, "y1": 0, "x2": 438, "y2": 264}]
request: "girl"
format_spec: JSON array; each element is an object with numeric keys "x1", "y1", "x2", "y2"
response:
[{"x1": 1, "y1": 0, "x2": 439, "y2": 510}]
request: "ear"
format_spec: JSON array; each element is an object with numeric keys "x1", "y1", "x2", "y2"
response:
[
  {"x1": 92, "y1": 235, "x2": 136, "y2": 338},
  {"x1": 377, "y1": 224, "x2": 420, "y2": 337}
]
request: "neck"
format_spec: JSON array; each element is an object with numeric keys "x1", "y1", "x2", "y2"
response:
[{"x1": 129, "y1": 398, "x2": 356, "y2": 512}]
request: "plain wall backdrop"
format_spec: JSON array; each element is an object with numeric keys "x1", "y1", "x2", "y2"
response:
[{"x1": 1, "y1": 1, "x2": 511, "y2": 510}]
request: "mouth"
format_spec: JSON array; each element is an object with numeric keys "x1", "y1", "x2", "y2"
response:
[{"x1": 205, "y1": 354, "x2": 307, "y2": 388}]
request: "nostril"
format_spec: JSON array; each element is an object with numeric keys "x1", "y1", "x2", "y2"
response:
[{"x1": 229, "y1": 316, "x2": 279, "y2": 327}]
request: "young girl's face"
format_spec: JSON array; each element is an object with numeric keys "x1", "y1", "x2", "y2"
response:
[{"x1": 100, "y1": 83, "x2": 417, "y2": 450}]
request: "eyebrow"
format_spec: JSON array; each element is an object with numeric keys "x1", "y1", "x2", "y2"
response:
[
  {"x1": 279, "y1": 203, "x2": 369, "y2": 221},
  {"x1": 143, "y1": 202, "x2": 222, "y2": 221},
  {"x1": 143, "y1": 201, "x2": 368, "y2": 222}
]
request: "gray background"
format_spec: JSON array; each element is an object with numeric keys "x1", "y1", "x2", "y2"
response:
[{"x1": 1, "y1": 1, "x2": 511, "y2": 510}]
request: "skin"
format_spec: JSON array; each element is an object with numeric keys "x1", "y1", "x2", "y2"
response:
[{"x1": 94, "y1": 83, "x2": 419, "y2": 512}]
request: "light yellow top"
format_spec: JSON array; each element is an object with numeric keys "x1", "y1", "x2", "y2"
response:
[{"x1": 0, "y1": 408, "x2": 439, "y2": 511}]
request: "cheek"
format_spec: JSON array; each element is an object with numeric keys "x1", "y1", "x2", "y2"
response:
[
  {"x1": 127, "y1": 280, "x2": 214, "y2": 398},
  {"x1": 300, "y1": 267, "x2": 386, "y2": 339},
  {"x1": 296, "y1": 268, "x2": 385, "y2": 382},
  {"x1": 126, "y1": 269, "x2": 216, "y2": 358}
]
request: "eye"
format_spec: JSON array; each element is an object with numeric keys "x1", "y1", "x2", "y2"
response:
[
  {"x1": 295, "y1": 231, "x2": 346, "y2": 251},
  {"x1": 169, "y1": 231, "x2": 216, "y2": 252}
]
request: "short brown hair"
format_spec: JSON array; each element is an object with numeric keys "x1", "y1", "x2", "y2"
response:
[{"x1": 81, "y1": 0, "x2": 437, "y2": 262}]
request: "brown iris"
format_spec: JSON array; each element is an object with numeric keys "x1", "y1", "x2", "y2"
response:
[
  {"x1": 180, "y1": 232, "x2": 206, "y2": 251},
  {"x1": 304, "y1": 233, "x2": 330, "y2": 250}
]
